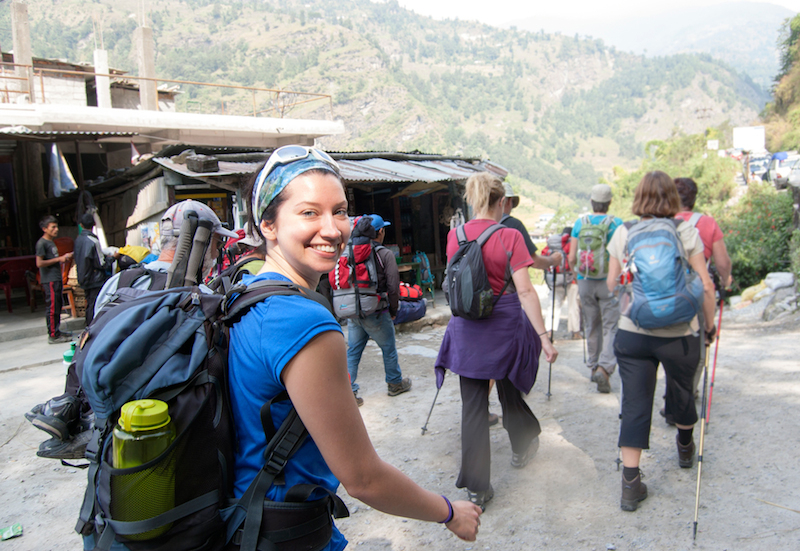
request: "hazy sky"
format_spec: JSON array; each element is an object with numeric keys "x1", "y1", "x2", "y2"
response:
[{"x1": 395, "y1": 0, "x2": 800, "y2": 26}]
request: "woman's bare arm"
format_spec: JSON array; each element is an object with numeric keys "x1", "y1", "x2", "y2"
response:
[
  {"x1": 282, "y1": 331, "x2": 481, "y2": 540},
  {"x1": 511, "y1": 268, "x2": 557, "y2": 363}
]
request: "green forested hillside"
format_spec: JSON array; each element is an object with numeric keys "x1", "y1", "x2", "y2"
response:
[{"x1": 0, "y1": 0, "x2": 770, "y2": 219}]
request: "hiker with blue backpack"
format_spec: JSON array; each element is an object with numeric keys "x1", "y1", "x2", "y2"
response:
[
  {"x1": 436, "y1": 171, "x2": 557, "y2": 511},
  {"x1": 605, "y1": 171, "x2": 716, "y2": 512},
  {"x1": 229, "y1": 146, "x2": 481, "y2": 549},
  {"x1": 568, "y1": 184, "x2": 624, "y2": 393}
]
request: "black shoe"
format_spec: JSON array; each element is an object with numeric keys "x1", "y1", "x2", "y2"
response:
[
  {"x1": 48, "y1": 334, "x2": 72, "y2": 344},
  {"x1": 620, "y1": 470, "x2": 648, "y2": 511},
  {"x1": 511, "y1": 436, "x2": 539, "y2": 469},
  {"x1": 25, "y1": 396, "x2": 80, "y2": 441},
  {"x1": 466, "y1": 484, "x2": 494, "y2": 512},
  {"x1": 36, "y1": 430, "x2": 92, "y2": 460},
  {"x1": 488, "y1": 412, "x2": 500, "y2": 426},
  {"x1": 677, "y1": 434, "x2": 695, "y2": 468},
  {"x1": 387, "y1": 378, "x2": 412, "y2": 396},
  {"x1": 591, "y1": 367, "x2": 611, "y2": 393}
]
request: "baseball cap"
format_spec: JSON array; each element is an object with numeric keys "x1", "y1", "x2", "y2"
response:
[
  {"x1": 237, "y1": 228, "x2": 263, "y2": 248},
  {"x1": 369, "y1": 214, "x2": 391, "y2": 233},
  {"x1": 160, "y1": 199, "x2": 239, "y2": 239},
  {"x1": 590, "y1": 184, "x2": 613, "y2": 203},
  {"x1": 503, "y1": 182, "x2": 520, "y2": 209}
]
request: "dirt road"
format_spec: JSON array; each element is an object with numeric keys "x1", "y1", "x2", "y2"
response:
[{"x1": 1, "y1": 308, "x2": 798, "y2": 550}]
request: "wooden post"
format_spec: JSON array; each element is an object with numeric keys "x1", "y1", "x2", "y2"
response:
[
  {"x1": 393, "y1": 195, "x2": 402, "y2": 249},
  {"x1": 432, "y1": 192, "x2": 441, "y2": 267}
]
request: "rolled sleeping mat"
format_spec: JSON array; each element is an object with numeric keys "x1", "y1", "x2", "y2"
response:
[
  {"x1": 166, "y1": 211, "x2": 198, "y2": 289},
  {"x1": 183, "y1": 219, "x2": 214, "y2": 287}
]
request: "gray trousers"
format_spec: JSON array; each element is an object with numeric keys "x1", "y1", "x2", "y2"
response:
[{"x1": 578, "y1": 278, "x2": 620, "y2": 374}]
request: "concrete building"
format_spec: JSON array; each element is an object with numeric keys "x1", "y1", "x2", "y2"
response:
[{"x1": 0, "y1": 1, "x2": 343, "y2": 255}]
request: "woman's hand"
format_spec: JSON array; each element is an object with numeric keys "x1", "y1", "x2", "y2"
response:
[
  {"x1": 540, "y1": 334, "x2": 558, "y2": 363},
  {"x1": 445, "y1": 500, "x2": 482, "y2": 541},
  {"x1": 705, "y1": 324, "x2": 716, "y2": 344}
]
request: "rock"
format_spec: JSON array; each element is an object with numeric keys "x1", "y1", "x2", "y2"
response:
[
  {"x1": 752, "y1": 287, "x2": 774, "y2": 302},
  {"x1": 763, "y1": 287, "x2": 797, "y2": 321},
  {"x1": 764, "y1": 272, "x2": 795, "y2": 290}
]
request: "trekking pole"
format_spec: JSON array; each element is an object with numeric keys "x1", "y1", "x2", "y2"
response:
[
  {"x1": 546, "y1": 267, "x2": 556, "y2": 400},
  {"x1": 706, "y1": 297, "x2": 725, "y2": 427},
  {"x1": 692, "y1": 343, "x2": 712, "y2": 540},
  {"x1": 421, "y1": 385, "x2": 442, "y2": 436}
]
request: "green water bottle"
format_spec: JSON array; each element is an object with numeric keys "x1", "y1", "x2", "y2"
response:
[
  {"x1": 112, "y1": 399, "x2": 176, "y2": 540},
  {"x1": 62, "y1": 342, "x2": 76, "y2": 366}
]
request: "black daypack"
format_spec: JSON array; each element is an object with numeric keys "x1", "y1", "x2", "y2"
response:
[
  {"x1": 444, "y1": 224, "x2": 511, "y2": 320},
  {"x1": 75, "y1": 280, "x2": 348, "y2": 551}
]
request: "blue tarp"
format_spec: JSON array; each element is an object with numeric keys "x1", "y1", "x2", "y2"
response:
[{"x1": 771, "y1": 151, "x2": 789, "y2": 161}]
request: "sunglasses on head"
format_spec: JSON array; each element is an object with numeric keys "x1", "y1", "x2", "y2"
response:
[{"x1": 262, "y1": 145, "x2": 339, "y2": 179}]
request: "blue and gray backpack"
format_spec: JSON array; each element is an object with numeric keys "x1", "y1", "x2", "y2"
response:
[{"x1": 622, "y1": 218, "x2": 704, "y2": 329}]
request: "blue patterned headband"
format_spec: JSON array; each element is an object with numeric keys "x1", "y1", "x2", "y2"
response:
[{"x1": 251, "y1": 148, "x2": 340, "y2": 222}]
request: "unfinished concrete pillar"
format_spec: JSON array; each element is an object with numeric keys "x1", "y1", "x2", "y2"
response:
[
  {"x1": 133, "y1": 26, "x2": 157, "y2": 111},
  {"x1": 93, "y1": 49, "x2": 112, "y2": 109},
  {"x1": 10, "y1": 1, "x2": 34, "y2": 103}
]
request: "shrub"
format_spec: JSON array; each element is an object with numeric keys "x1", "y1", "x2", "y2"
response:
[{"x1": 719, "y1": 183, "x2": 794, "y2": 289}]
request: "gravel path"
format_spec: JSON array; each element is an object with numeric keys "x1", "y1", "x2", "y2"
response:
[{"x1": 1, "y1": 310, "x2": 798, "y2": 550}]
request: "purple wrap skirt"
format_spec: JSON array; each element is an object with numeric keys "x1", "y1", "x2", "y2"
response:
[{"x1": 435, "y1": 293, "x2": 542, "y2": 394}]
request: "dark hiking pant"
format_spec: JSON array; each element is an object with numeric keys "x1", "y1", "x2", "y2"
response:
[
  {"x1": 615, "y1": 329, "x2": 700, "y2": 450},
  {"x1": 85, "y1": 286, "x2": 100, "y2": 326},
  {"x1": 43, "y1": 279, "x2": 63, "y2": 337},
  {"x1": 457, "y1": 375, "x2": 541, "y2": 492}
]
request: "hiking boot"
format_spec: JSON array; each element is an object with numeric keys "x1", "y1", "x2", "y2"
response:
[
  {"x1": 677, "y1": 434, "x2": 696, "y2": 468},
  {"x1": 387, "y1": 378, "x2": 412, "y2": 396},
  {"x1": 592, "y1": 367, "x2": 611, "y2": 393},
  {"x1": 354, "y1": 391, "x2": 363, "y2": 407},
  {"x1": 25, "y1": 396, "x2": 79, "y2": 441},
  {"x1": 620, "y1": 470, "x2": 648, "y2": 512},
  {"x1": 48, "y1": 334, "x2": 72, "y2": 344},
  {"x1": 488, "y1": 412, "x2": 500, "y2": 427},
  {"x1": 466, "y1": 484, "x2": 494, "y2": 512},
  {"x1": 659, "y1": 408, "x2": 676, "y2": 426},
  {"x1": 511, "y1": 436, "x2": 539, "y2": 469},
  {"x1": 571, "y1": 332, "x2": 583, "y2": 340},
  {"x1": 36, "y1": 429, "x2": 92, "y2": 460}
]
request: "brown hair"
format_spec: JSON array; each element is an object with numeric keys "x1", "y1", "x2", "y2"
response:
[
  {"x1": 674, "y1": 177, "x2": 698, "y2": 210},
  {"x1": 464, "y1": 172, "x2": 505, "y2": 215},
  {"x1": 632, "y1": 171, "x2": 681, "y2": 218}
]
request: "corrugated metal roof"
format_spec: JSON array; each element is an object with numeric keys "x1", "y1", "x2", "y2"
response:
[
  {"x1": 0, "y1": 126, "x2": 137, "y2": 139},
  {"x1": 153, "y1": 157, "x2": 260, "y2": 178}
]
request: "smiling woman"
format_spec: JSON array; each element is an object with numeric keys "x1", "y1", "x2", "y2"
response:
[{"x1": 226, "y1": 146, "x2": 481, "y2": 550}]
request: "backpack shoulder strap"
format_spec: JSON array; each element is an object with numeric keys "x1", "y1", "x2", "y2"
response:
[
  {"x1": 476, "y1": 224, "x2": 505, "y2": 248},
  {"x1": 601, "y1": 215, "x2": 614, "y2": 227},
  {"x1": 456, "y1": 224, "x2": 468, "y2": 245},
  {"x1": 688, "y1": 212, "x2": 703, "y2": 227},
  {"x1": 499, "y1": 214, "x2": 511, "y2": 225},
  {"x1": 116, "y1": 266, "x2": 148, "y2": 289},
  {"x1": 222, "y1": 280, "x2": 331, "y2": 325}
]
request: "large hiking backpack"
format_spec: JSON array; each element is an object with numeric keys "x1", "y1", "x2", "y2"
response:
[
  {"x1": 329, "y1": 216, "x2": 386, "y2": 319},
  {"x1": 444, "y1": 224, "x2": 511, "y2": 320},
  {"x1": 621, "y1": 218, "x2": 705, "y2": 329},
  {"x1": 543, "y1": 233, "x2": 573, "y2": 290},
  {"x1": 576, "y1": 215, "x2": 614, "y2": 279},
  {"x1": 75, "y1": 281, "x2": 348, "y2": 551}
]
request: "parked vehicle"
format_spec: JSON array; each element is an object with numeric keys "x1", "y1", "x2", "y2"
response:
[
  {"x1": 767, "y1": 152, "x2": 800, "y2": 189},
  {"x1": 786, "y1": 161, "x2": 800, "y2": 189}
]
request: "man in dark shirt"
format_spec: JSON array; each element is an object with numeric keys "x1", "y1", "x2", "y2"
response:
[
  {"x1": 35, "y1": 215, "x2": 72, "y2": 343},
  {"x1": 500, "y1": 183, "x2": 561, "y2": 271},
  {"x1": 347, "y1": 214, "x2": 410, "y2": 406},
  {"x1": 73, "y1": 213, "x2": 117, "y2": 326}
]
